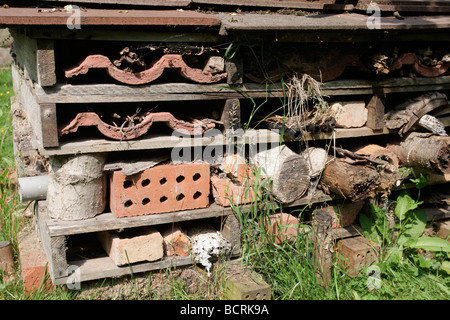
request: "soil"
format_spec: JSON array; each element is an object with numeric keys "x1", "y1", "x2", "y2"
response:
[{"x1": 74, "y1": 265, "x2": 217, "y2": 300}]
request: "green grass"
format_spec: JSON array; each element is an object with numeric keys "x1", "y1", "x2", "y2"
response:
[{"x1": 0, "y1": 66, "x2": 21, "y2": 255}]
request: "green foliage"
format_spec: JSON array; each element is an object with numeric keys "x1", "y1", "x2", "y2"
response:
[{"x1": 359, "y1": 174, "x2": 450, "y2": 279}]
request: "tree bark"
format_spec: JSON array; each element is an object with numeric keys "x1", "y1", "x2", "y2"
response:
[
  {"x1": 321, "y1": 157, "x2": 380, "y2": 201},
  {"x1": 313, "y1": 209, "x2": 333, "y2": 288},
  {"x1": 387, "y1": 133, "x2": 450, "y2": 175},
  {"x1": 47, "y1": 153, "x2": 107, "y2": 220}
]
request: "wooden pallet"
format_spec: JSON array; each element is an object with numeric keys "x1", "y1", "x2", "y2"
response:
[
  {"x1": 12, "y1": 62, "x2": 450, "y2": 154},
  {"x1": 7, "y1": 7, "x2": 450, "y2": 288},
  {"x1": 36, "y1": 0, "x2": 450, "y2": 12},
  {"x1": 35, "y1": 200, "x2": 242, "y2": 285}
]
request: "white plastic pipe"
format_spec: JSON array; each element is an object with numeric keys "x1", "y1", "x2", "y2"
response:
[{"x1": 18, "y1": 175, "x2": 48, "y2": 202}]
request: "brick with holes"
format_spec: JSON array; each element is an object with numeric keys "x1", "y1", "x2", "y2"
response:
[{"x1": 110, "y1": 162, "x2": 210, "y2": 218}]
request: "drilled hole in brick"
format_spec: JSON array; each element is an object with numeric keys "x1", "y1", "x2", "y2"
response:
[
  {"x1": 160, "y1": 196, "x2": 168, "y2": 203},
  {"x1": 193, "y1": 191, "x2": 202, "y2": 199},
  {"x1": 142, "y1": 198, "x2": 150, "y2": 205},
  {"x1": 176, "y1": 193, "x2": 185, "y2": 201},
  {"x1": 124, "y1": 200, "x2": 133, "y2": 207},
  {"x1": 176, "y1": 175, "x2": 185, "y2": 183},
  {"x1": 193, "y1": 173, "x2": 201, "y2": 181},
  {"x1": 123, "y1": 180, "x2": 133, "y2": 189},
  {"x1": 141, "y1": 179, "x2": 150, "y2": 187},
  {"x1": 160, "y1": 177, "x2": 167, "y2": 185}
]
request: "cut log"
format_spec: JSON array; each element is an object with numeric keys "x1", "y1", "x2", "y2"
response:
[
  {"x1": 321, "y1": 147, "x2": 398, "y2": 202},
  {"x1": 321, "y1": 157, "x2": 380, "y2": 201},
  {"x1": 301, "y1": 147, "x2": 328, "y2": 178},
  {"x1": 47, "y1": 153, "x2": 106, "y2": 220},
  {"x1": 313, "y1": 209, "x2": 333, "y2": 288},
  {"x1": 318, "y1": 200, "x2": 365, "y2": 229},
  {"x1": 387, "y1": 132, "x2": 450, "y2": 175},
  {"x1": 250, "y1": 145, "x2": 310, "y2": 203}
]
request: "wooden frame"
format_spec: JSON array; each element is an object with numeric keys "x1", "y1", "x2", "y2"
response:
[{"x1": 35, "y1": 200, "x2": 243, "y2": 285}]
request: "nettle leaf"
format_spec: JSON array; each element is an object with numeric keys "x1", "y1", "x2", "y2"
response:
[
  {"x1": 406, "y1": 237, "x2": 450, "y2": 252},
  {"x1": 396, "y1": 209, "x2": 426, "y2": 246},
  {"x1": 370, "y1": 203, "x2": 386, "y2": 222},
  {"x1": 394, "y1": 191, "x2": 418, "y2": 221},
  {"x1": 386, "y1": 246, "x2": 403, "y2": 266},
  {"x1": 359, "y1": 213, "x2": 379, "y2": 244},
  {"x1": 418, "y1": 254, "x2": 434, "y2": 269},
  {"x1": 409, "y1": 174, "x2": 427, "y2": 190}
]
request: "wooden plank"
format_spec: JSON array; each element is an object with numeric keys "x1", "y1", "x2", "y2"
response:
[
  {"x1": 35, "y1": 202, "x2": 69, "y2": 281},
  {"x1": 195, "y1": 0, "x2": 351, "y2": 10},
  {"x1": 9, "y1": 29, "x2": 56, "y2": 87},
  {"x1": 36, "y1": 76, "x2": 450, "y2": 104},
  {"x1": 220, "y1": 98, "x2": 241, "y2": 131},
  {"x1": 53, "y1": 255, "x2": 194, "y2": 285},
  {"x1": 39, "y1": 128, "x2": 281, "y2": 156},
  {"x1": 35, "y1": 40, "x2": 56, "y2": 87},
  {"x1": 39, "y1": 103, "x2": 58, "y2": 148},
  {"x1": 365, "y1": 94, "x2": 385, "y2": 130},
  {"x1": 0, "y1": 8, "x2": 221, "y2": 27},
  {"x1": 45, "y1": 202, "x2": 234, "y2": 237},
  {"x1": 217, "y1": 13, "x2": 450, "y2": 35},
  {"x1": 220, "y1": 214, "x2": 241, "y2": 253},
  {"x1": 45, "y1": 187, "x2": 337, "y2": 237},
  {"x1": 313, "y1": 209, "x2": 333, "y2": 288},
  {"x1": 39, "y1": 0, "x2": 191, "y2": 7},
  {"x1": 356, "y1": 0, "x2": 450, "y2": 12},
  {"x1": 38, "y1": 115, "x2": 450, "y2": 156},
  {"x1": 11, "y1": 63, "x2": 45, "y2": 147},
  {"x1": 27, "y1": 28, "x2": 222, "y2": 43}
]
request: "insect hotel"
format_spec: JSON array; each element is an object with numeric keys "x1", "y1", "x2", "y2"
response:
[{"x1": 1, "y1": 0, "x2": 449, "y2": 296}]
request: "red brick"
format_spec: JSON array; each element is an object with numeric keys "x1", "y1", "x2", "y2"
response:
[
  {"x1": 437, "y1": 220, "x2": 450, "y2": 241},
  {"x1": 265, "y1": 213, "x2": 301, "y2": 244},
  {"x1": 18, "y1": 228, "x2": 53, "y2": 294},
  {"x1": 160, "y1": 223, "x2": 190, "y2": 257},
  {"x1": 337, "y1": 236, "x2": 379, "y2": 277},
  {"x1": 110, "y1": 162, "x2": 210, "y2": 218},
  {"x1": 210, "y1": 175, "x2": 257, "y2": 207},
  {"x1": 221, "y1": 154, "x2": 253, "y2": 185},
  {"x1": 98, "y1": 227, "x2": 164, "y2": 266}
]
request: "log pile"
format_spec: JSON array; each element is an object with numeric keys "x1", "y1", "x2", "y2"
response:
[
  {"x1": 387, "y1": 133, "x2": 450, "y2": 176},
  {"x1": 320, "y1": 146, "x2": 398, "y2": 202}
]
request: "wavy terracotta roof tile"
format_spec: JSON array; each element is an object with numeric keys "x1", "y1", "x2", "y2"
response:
[
  {"x1": 59, "y1": 111, "x2": 215, "y2": 140},
  {"x1": 390, "y1": 53, "x2": 450, "y2": 78},
  {"x1": 65, "y1": 54, "x2": 227, "y2": 85}
]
